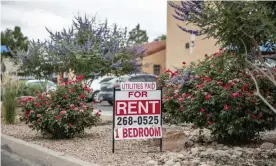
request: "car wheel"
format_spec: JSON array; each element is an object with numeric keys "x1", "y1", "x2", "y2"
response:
[
  {"x1": 108, "y1": 101, "x2": 113, "y2": 106},
  {"x1": 92, "y1": 90, "x2": 100, "y2": 103}
]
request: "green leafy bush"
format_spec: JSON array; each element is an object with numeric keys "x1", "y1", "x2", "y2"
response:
[
  {"x1": 159, "y1": 51, "x2": 276, "y2": 143},
  {"x1": 20, "y1": 76, "x2": 101, "y2": 139},
  {"x1": 2, "y1": 75, "x2": 19, "y2": 124},
  {"x1": 18, "y1": 81, "x2": 45, "y2": 97}
]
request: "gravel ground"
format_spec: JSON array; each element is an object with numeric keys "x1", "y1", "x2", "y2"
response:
[
  {"x1": 1, "y1": 123, "x2": 163, "y2": 166},
  {"x1": 2, "y1": 122, "x2": 276, "y2": 166}
]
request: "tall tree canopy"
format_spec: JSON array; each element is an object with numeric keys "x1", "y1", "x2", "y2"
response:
[
  {"x1": 168, "y1": 1, "x2": 276, "y2": 55},
  {"x1": 18, "y1": 15, "x2": 146, "y2": 81},
  {"x1": 127, "y1": 24, "x2": 149, "y2": 45},
  {"x1": 1, "y1": 26, "x2": 28, "y2": 53}
]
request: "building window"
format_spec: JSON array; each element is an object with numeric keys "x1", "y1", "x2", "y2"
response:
[
  {"x1": 153, "y1": 65, "x2": 161, "y2": 75},
  {"x1": 191, "y1": 41, "x2": 195, "y2": 47},
  {"x1": 185, "y1": 42, "x2": 190, "y2": 49}
]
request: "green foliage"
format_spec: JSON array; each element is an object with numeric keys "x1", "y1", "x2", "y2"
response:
[
  {"x1": 154, "y1": 34, "x2": 166, "y2": 41},
  {"x1": 127, "y1": 24, "x2": 149, "y2": 45},
  {"x1": 20, "y1": 76, "x2": 101, "y2": 139},
  {"x1": 159, "y1": 51, "x2": 276, "y2": 144},
  {"x1": 19, "y1": 15, "x2": 145, "y2": 81},
  {"x1": 2, "y1": 75, "x2": 19, "y2": 124},
  {"x1": 1, "y1": 26, "x2": 28, "y2": 53},
  {"x1": 170, "y1": 1, "x2": 276, "y2": 53},
  {"x1": 17, "y1": 81, "x2": 45, "y2": 97}
]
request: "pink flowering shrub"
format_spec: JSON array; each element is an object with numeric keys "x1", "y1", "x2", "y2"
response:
[
  {"x1": 20, "y1": 76, "x2": 101, "y2": 139},
  {"x1": 158, "y1": 51, "x2": 276, "y2": 143}
]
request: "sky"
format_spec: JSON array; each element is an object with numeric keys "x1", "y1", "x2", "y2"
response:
[{"x1": 1, "y1": 0, "x2": 167, "y2": 42}]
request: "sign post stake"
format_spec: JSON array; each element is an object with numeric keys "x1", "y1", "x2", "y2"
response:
[
  {"x1": 160, "y1": 87, "x2": 163, "y2": 152},
  {"x1": 112, "y1": 87, "x2": 115, "y2": 153}
]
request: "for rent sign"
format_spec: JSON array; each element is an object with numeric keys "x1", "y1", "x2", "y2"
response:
[{"x1": 112, "y1": 82, "x2": 163, "y2": 152}]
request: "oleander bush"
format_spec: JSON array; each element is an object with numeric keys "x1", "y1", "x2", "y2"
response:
[
  {"x1": 20, "y1": 76, "x2": 101, "y2": 139},
  {"x1": 158, "y1": 51, "x2": 276, "y2": 143}
]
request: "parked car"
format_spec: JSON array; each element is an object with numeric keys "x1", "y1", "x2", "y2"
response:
[
  {"x1": 255, "y1": 55, "x2": 276, "y2": 68},
  {"x1": 87, "y1": 75, "x2": 115, "y2": 102},
  {"x1": 98, "y1": 74, "x2": 157, "y2": 106}
]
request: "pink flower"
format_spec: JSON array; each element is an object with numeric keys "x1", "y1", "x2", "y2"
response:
[
  {"x1": 96, "y1": 111, "x2": 101, "y2": 116},
  {"x1": 205, "y1": 94, "x2": 211, "y2": 101},
  {"x1": 258, "y1": 113, "x2": 263, "y2": 118},
  {"x1": 82, "y1": 105, "x2": 87, "y2": 109},
  {"x1": 216, "y1": 81, "x2": 223, "y2": 85},
  {"x1": 194, "y1": 75, "x2": 200, "y2": 79},
  {"x1": 247, "y1": 93, "x2": 253, "y2": 97},
  {"x1": 204, "y1": 77, "x2": 212, "y2": 82},
  {"x1": 70, "y1": 104, "x2": 75, "y2": 109},
  {"x1": 56, "y1": 116, "x2": 61, "y2": 120},
  {"x1": 74, "y1": 107, "x2": 79, "y2": 111},
  {"x1": 224, "y1": 105, "x2": 231, "y2": 110},
  {"x1": 208, "y1": 121, "x2": 213, "y2": 125},
  {"x1": 179, "y1": 106, "x2": 183, "y2": 110},
  {"x1": 79, "y1": 109, "x2": 84, "y2": 113},
  {"x1": 60, "y1": 110, "x2": 67, "y2": 115},
  {"x1": 201, "y1": 108, "x2": 205, "y2": 113},
  {"x1": 76, "y1": 75, "x2": 84, "y2": 81},
  {"x1": 230, "y1": 92, "x2": 242, "y2": 98},
  {"x1": 223, "y1": 83, "x2": 230, "y2": 90},
  {"x1": 64, "y1": 95, "x2": 69, "y2": 99},
  {"x1": 35, "y1": 103, "x2": 40, "y2": 108},
  {"x1": 29, "y1": 110, "x2": 34, "y2": 114},
  {"x1": 68, "y1": 123, "x2": 73, "y2": 127},
  {"x1": 197, "y1": 83, "x2": 205, "y2": 89},
  {"x1": 80, "y1": 93, "x2": 86, "y2": 99},
  {"x1": 37, "y1": 114, "x2": 41, "y2": 118}
]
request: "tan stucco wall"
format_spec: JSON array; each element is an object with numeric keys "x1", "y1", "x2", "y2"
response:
[
  {"x1": 166, "y1": 1, "x2": 221, "y2": 70},
  {"x1": 142, "y1": 49, "x2": 166, "y2": 74}
]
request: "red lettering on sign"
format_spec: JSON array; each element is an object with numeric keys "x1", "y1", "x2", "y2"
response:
[
  {"x1": 122, "y1": 127, "x2": 161, "y2": 138},
  {"x1": 128, "y1": 91, "x2": 148, "y2": 98},
  {"x1": 115, "y1": 100, "x2": 160, "y2": 115}
]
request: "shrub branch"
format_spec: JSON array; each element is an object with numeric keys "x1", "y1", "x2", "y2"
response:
[{"x1": 247, "y1": 69, "x2": 276, "y2": 114}]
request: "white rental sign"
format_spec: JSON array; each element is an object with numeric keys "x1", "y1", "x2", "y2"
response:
[{"x1": 113, "y1": 82, "x2": 162, "y2": 140}]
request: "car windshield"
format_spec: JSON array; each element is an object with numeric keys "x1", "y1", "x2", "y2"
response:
[
  {"x1": 265, "y1": 58, "x2": 276, "y2": 67},
  {"x1": 255, "y1": 58, "x2": 276, "y2": 68},
  {"x1": 99, "y1": 77, "x2": 115, "y2": 83}
]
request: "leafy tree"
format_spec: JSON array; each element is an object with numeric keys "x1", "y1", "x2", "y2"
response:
[
  {"x1": 127, "y1": 24, "x2": 149, "y2": 45},
  {"x1": 18, "y1": 15, "x2": 146, "y2": 83},
  {"x1": 168, "y1": 1, "x2": 276, "y2": 114},
  {"x1": 1, "y1": 26, "x2": 28, "y2": 53},
  {"x1": 168, "y1": 1, "x2": 276, "y2": 55},
  {"x1": 154, "y1": 34, "x2": 166, "y2": 41}
]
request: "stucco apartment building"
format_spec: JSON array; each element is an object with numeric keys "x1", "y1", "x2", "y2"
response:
[
  {"x1": 142, "y1": 41, "x2": 166, "y2": 75},
  {"x1": 166, "y1": 1, "x2": 220, "y2": 70}
]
